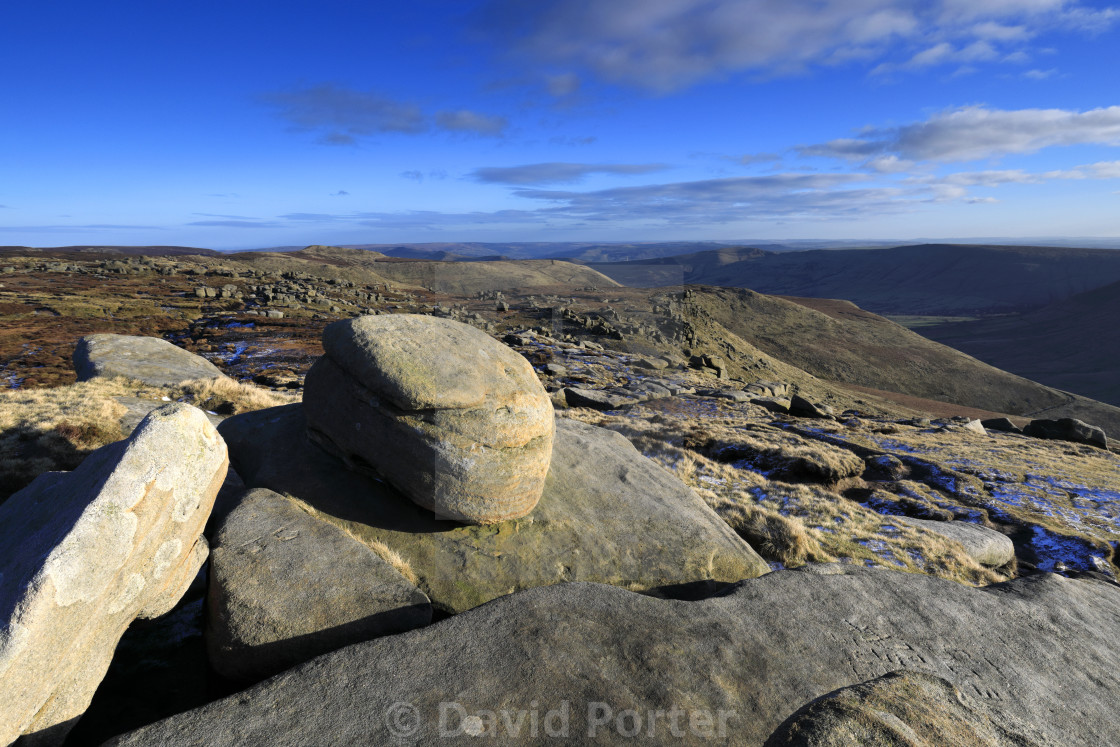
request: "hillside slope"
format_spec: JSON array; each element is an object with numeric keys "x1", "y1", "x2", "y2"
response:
[
  {"x1": 685, "y1": 286, "x2": 1120, "y2": 434},
  {"x1": 588, "y1": 244, "x2": 1120, "y2": 316},
  {"x1": 920, "y1": 278, "x2": 1120, "y2": 407}
]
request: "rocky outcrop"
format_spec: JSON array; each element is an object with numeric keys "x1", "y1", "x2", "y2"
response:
[
  {"x1": 303, "y1": 315, "x2": 554, "y2": 524},
  {"x1": 73, "y1": 334, "x2": 223, "y2": 387},
  {"x1": 898, "y1": 517, "x2": 1015, "y2": 568},
  {"x1": 108, "y1": 566, "x2": 1120, "y2": 746},
  {"x1": 206, "y1": 488, "x2": 432, "y2": 683},
  {"x1": 0, "y1": 403, "x2": 227, "y2": 746},
  {"x1": 1023, "y1": 417, "x2": 1108, "y2": 449},
  {"x1": 218, "y1": 404, "x2": 768, "y2": 614}
]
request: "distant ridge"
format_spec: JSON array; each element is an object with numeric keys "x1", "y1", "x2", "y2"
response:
[
  {"x1": 0, "y1": 245, "x2": 220, "y2": 256},
  {"x1": 586, "y1": 243, "x2": 1120, "y2": 316}
]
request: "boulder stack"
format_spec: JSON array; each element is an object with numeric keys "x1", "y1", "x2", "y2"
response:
[
  {"x1": 0, "y1": 403, "x2": 227, "y2": 745},
  {"x1": 303, "y1": 315, "x2": 554, "y2": 524}
]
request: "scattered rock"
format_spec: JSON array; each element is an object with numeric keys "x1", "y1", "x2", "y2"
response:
[
  {"x1": 563, "y1": 387, "x2": 637, "y2": 410},
  {"x1": 751, "y1": 396, "x2": 792, "y2": 414},
  {"x1": 0, "y1": 403, "x2": 227, "y2": 745},
  {"x1": 789, "y1": 394, "x2": 836, "y2": 420},
  {"x1": 960, "y1": 418, "x2": 988, "y2": 435},
  {"x1": 747, "y1": 381, "x2": 790, "y2": 398},
  {"x1": 897, "y1": 517, "x2": 1015, "y2": 568},
  {"x1": 981, "y1": 417, "x2": 1022, "y2": 434},
  {"x1": 634, "y1": 356, "x2": 669, "y2": 370},
  {"x1": 218, "y1": 405, "x2": 768, "y2": 614},
  {"x1": 303, "y1": 315, "x2": 555, "y2": 524},
  {"x1": 542, "y1": 362, "x2": 568, "y2": 377},
  {"x1": 108, "y1": 566, "x2": 1120, "y2": 746},
  {"x1": 206, "y1": 488, "x2": 432, "y2": 683},
  {"x1": 74, "y1": 334, "x2": 224, "y2": 387},
  {"x1": 1023, "y1": 417, "x2": 1108, "y2": 449}
]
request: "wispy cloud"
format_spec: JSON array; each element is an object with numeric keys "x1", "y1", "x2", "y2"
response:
[
  {"x1": 434, "y1": 109, "x2": 508, "y2": 136},
  {"x1": 187, "y1": 220, "x2": 282, "y2": 228},
  {"x1": 261, "y1": 84, "x2": 507, "y2": 142},
  {"x1": 548, "y1": 135, "x2": 597, "y2": 146},
  {"x1": 800, "y1": 105, "x2": 1120, "y2": 163},
  {"x1": 478, "y1": 0, "x2": 1118, "y2": 92},
  {"x1": 471, "y1": 162, "x2": 668, "y2": 185},
  {"x1": 0, "y1": 224, "x2": 163, "y2": 232},
  {"x1": 330, "y1": 190, "x2": 349, "y2": 196}
]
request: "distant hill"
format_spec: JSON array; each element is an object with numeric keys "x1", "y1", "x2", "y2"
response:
[
  {"x1": 0, "y1": 245, "x2": 220, "y2": 256},
  {"x1": 226, "y1": 245, "x2": 620, "y2": 295},
  {"x1": 919, "y1": 278, "x2": 1120, "y2": 407},
  {"x1": 687, "y1": 286, "x2": 1120, "y2": 434},
  {"x1": 320, "y1": 241, "x2": 791, "y2": 263},
  {"x1": 587, "y1": 244, "x2": 1120, "y2": 316}
]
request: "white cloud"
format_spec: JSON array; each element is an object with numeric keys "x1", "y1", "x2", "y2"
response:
[
  {"x1": 802, "y1": 106, "x2": 1120, "y2": 163},
  {"x1": 478, "y1": 0, "x2": 1118, "y2": 91}
]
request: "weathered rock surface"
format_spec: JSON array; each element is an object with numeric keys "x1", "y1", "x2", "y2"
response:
[
  {"x1": 218, "y1": 404, "x2": 767, "y2": 614},
  {"x1": 563, "y1": 387, "x2": 637, "y2": 410},
  {"x1": 73, "y1": 334, "x2": 223, "y2": 387},
  {"x1": 898, "y1": 517, "x2": 1016, "y2": 568},
  {"x1": 303, "y1": 315, "x2": 554, "y2": 524},
  {"x1": 206, "y1": 488, "x2": 432, "y2": 683},
  {"x1": 764, "y1": 670, "x2": 1054, "y2": 747},
  {"x1": 981, "y1": 417, "x2": 1022, "y2": 434},
  {"x1": 0, "y1": 403, "x2": 227, "y2": 746},
  {"x1": 1024, "y1": 417, "x2": 1108, "y2": 449},
  {"x1": 109, "y1": 566, "x2": 1120, "y2": 746},
  {"x1": 789, "y1": 394, "x2": 835, "y2": 419}
]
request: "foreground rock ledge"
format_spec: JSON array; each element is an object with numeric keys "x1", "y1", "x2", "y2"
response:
[
  {"x1": 0, "y1": 403, "x2": 228, "y2": 746},
  {"x1": 206, "y1": 487, "x2": 432, "y2": 683},
  {"x1": 218, "y1": 404, "x2": 767, "y2": 614},
  {"x1": 108, "y1": 566, "x2": 1120, "y2": 746},
  {"x1": 303, "y1": 314, "x2": 555, "y2": 524}
]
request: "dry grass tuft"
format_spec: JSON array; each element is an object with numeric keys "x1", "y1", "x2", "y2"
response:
[
  {"x1": 0, "y1": 378, "x2": 131, "y2": 500},
  {"x1": 171, "y1": 376, "x2": 298, "y2": 416}
]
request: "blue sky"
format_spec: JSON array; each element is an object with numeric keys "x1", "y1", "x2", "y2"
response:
[{"x1": 2, "y1": 0, "x2": 1120, "y2": 249}]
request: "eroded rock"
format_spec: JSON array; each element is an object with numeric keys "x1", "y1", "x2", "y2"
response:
[
  {"x1": 218, "y1": 405, "x2": 768, "y2": 614},
  {"x1": 109, "y1": 567, "x2": 1120, "y2": 746},
  {"x1": 206, "y1": 488, "x2": 432, "y2": 683},
  {"x1": 303, "y1": 315, "x2": 554, "y2": 524},
  {"x1": 0, "y1": 403, "x2": 227, "y2": 745}
]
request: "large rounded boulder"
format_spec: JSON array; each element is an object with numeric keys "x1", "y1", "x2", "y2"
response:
[{"x1": 303, "y1": 314, "x2": 554, "y2": 524}]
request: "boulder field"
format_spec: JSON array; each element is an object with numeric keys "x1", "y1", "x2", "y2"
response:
[{"x1": 3, "y1": 319, "x2": 1120, "y2": 746}]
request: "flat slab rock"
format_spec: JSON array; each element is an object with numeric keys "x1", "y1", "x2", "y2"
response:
[
  {"x1": 898, "y1": 517, "x2": 1015, "y2": 568},
  {"x1": 0, "y1": 403, "x2": 227, "y2": 746},
  {"x1": 217, "y1": 404, "x2": 768, "y2": 614},
  {"x1": 207, "y1": 487, "x2": 432, "y2": 683},
  {"x1": 109, "y1": 566, "x2": 1120, "y2": 746},
  {"x1": 764, "y1": 670, "x2": 1053, "y2": 746},
  {"x1": 74, "y1": 334, "x2": 223, "y2": 387}
]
